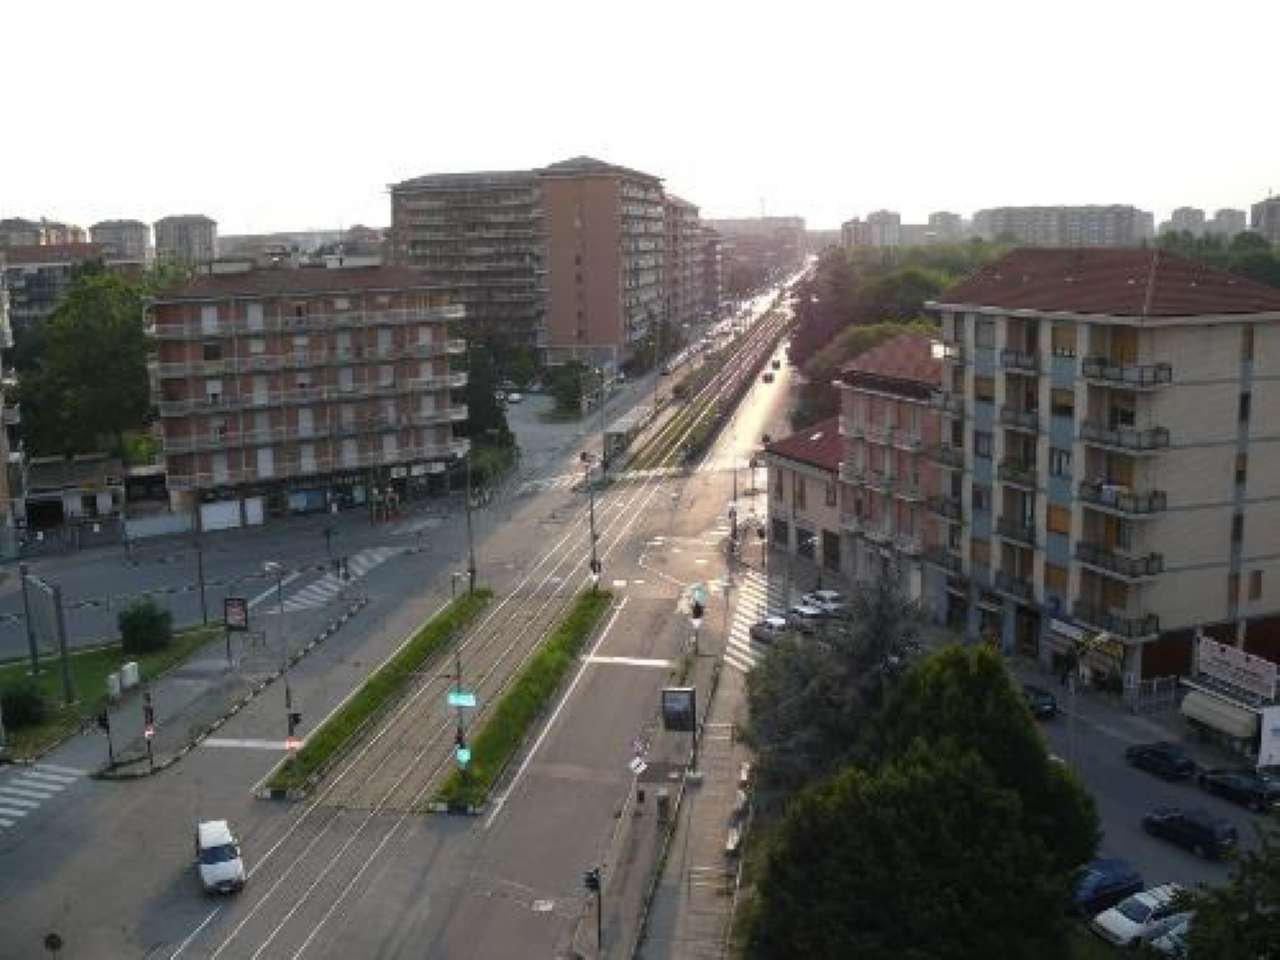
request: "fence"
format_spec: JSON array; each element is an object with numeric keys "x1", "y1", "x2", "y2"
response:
[{"x1": 1124, "y1": 675, "x2": 1179, "y2": 714}]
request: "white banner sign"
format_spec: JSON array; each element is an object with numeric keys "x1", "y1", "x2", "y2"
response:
[
  {"x1": 1197, "y1": 637, "x2": 1278, "y2": 700},
  {"x1": 1259, "y1": 706, "x2": 1280, "y2": 768}
]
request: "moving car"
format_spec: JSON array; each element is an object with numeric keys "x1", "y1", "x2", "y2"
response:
[
  {"x1": 1070, "y1": 858, "x2": 1144, "y2": 917},
  {"x1": 800, "y1": 589, "x2": 848, "y2": 618},
  {"x1": 1142, "y1": 807, "x2": 1238, "y2": 859},
  {"x1": 1022, "y1": 684, "x2": 1058, "y2": 719},
  {"x1": 196, "y1": 820, "x2": 246, "y2": 894},
  {"x1": 1091, "y1": 884, "x2": 1190, "y2": 948},
  {"x1": 785, "y1": 605, "x2": 825, "y2": 635},
  {"x1": 505, "y1": 391, "x2": 523, "y2": 404},
  {"x1": 1197, "y1": 767, "x2": 1280, "y2": 812},
  {"x1": 1125, "y1": 741, "x2": 1197, "y2": 780},
  {"x1": 749, "y1": 616, "x2": 788, "y2": 645}
]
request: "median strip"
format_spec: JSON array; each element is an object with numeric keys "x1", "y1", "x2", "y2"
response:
[
  {"x1": 264, "y1": 589, "x2": 492, "y2": 796},
  {"x1": 432, "y1": 589, "x2": 613, "y2": 811}
]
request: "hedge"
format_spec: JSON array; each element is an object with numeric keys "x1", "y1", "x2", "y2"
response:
[{"x1": 267, "y1": 588, "x2": 493, "y2": 792}]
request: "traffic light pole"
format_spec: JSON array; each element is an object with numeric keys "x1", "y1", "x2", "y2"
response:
[
  {"x1": 18, "y1": 562, "x2": 39, "y2": 676},
  {"x1": 587, "y1": 458, "x2": 600, "y2": 592},
  {"x1": 464, "y1": 453, "x2": 476, "y2": 594}
]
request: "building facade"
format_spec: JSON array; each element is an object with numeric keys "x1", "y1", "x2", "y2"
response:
[
  {"x1": 1169, "y1": 207, "x2": 1207, "y2": 235},
  {"x1": 974, "y1": 206, "x2": 1150, "y2": 247},
  {"x1": 1208, "y1": 208, "x2": 1247, "y2": 238},
  {"x1": 147, "y1": 263, "x2": 468, "y2": 525},
  {"x1": 0, "y1": 218, "x2": 43, "y2": 247},
  {"x1": 699, "y1": 226, "x2": 723, "y2": 317},
  {"x1": 925, "y1": 248, "x2": 1280, "y2": 694},
  {"x1": 155, "y1": 215, "x2": 217, "y2": 265},
  {"x1": 1250, "y1": 197, "x2": 1280, "y2": 244},
  {"x1": 763, "y1": 418, "x2": 845, "y2": 580},
  {"x1": 664, "y1": 195, "x2": 702, "y2": 331},
  {"x1": 0, "y1": 243, "x2": 106, "y2": 338},
  {"x1": 867, "y1": 210, "x2": 902, "y2": 248},
  {"x1": 928, "y1": 211, "x2": 964, "y2": 242},
  {"x1": 840, "y1": 217, "x2": 870, "y2": 249},
  {"x1": 91, "y1": 219, "x2": 151, "y2": 261}
]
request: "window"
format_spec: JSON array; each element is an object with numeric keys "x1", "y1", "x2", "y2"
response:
[
  {"x1": 974, "y1": 431, "x2": 993, "y2": 459},
  {"x1": 1050, "y1": 388, "x2": 1075, "y2": 418},
  {"x1": 1051, "y1": 323, "x2": 1077, "y2": 358},
  {"x1": 201, "y1": 341, "x2": 222, "y2": 362},
  {"x1": 1049, "y1": 448, "x2": 1071, "y2": 477},
  {"x1": 1047, "y1": 504, "x2": 1070, "y2": 535},
  {"x1": 794, "y1": 476, "x2": 807, "y2": 510},
  {"x1": 1242, "y1": 326, "x2": 1254, "y2": 362},
  {"x1": 972, "y1": 484, "x2": 991, "y2": 513},
  {"x1": 1250, "y1": 570, "x2": 1263, "y2": 601},
  {"x1": 774, "y1": 468, "x2": 783, "y2": 499},
  {"x1": 246, "y1": 302, "x2": 264, "y2": 331},
  {"x1": 974, "y1": 376, "x2": 995, "y2": 402},
  {"x1": 825, "y1": 481, "x2": 837, "y2": 507},
  {"x1": 975, "y1": 320, "x2": 995, "y2": 348},
  {"x1": 1228, "y1": 573, "x2": 1240, "y2": 609},
  {"x1": 1232, "y1": 514, "x2": 1243, "y2": 542},
  {"x1": 1239, "y1": 392, "x2": 1251, "y2": 422},
  {"x1": 333, "y1": 297, "x2": 350, "y2": 310},
  {"x1": 1044, "y1": 563, "x2": 1069, "y2": 595},
  {"x1": 249, "y1": 337, "x2": 266, "y2": 355},
  {"x1": 1236, "y1": 453, "x2": 1248, "y2": 486},
  {"x1": 200, "y1": 305, "x2": 218, "y2": 333},
  {"x1": 970, "y1": 537, "x2": 991, "y2": 568}
]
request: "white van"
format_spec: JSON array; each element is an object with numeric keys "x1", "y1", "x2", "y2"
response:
[{"x1": 196, "y1": 820, "x2": 246, "y2": 894}]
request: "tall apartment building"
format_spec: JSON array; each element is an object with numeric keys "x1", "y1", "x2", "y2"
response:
[
  {"x1": 974, "y1": 206, "x2": 1150, "y2": 247},
  {"x1": 389, "y1": 171, "x2": 546, "y2": 351},
  {"x1": 1169, "y1": 207, "x2": 1207, "y2": 235},
  {"x1": 928, "y1": 211, "x2": 964, "y2": 242},
  {"x1": 0, "y1": 218, "x2": 43, "y2": 247},
  {"x1": 840, "y1": 217, "x2": 870, "y2": 249},
  {"x1": 1250, "y1": 196, "x2": 1280, "y2": 244},
  {"x1": 925, "y1": 248, "x2": 1280, "y2": 695},
  {"x1": 147, "y1": 263, "x2": 468, "y2": 524},
  {"x1": 705, "y1": 216, "x2": 805, "y2": 287},
  {"x1": 155, "y1": 215, "x2": 217, "y2": 265},
  {"x1": 700, "y1": 226, "x2": 723, "y2": 316},
  {"x1": 540, "y1": 156, "x2": 666, "y2": 370},
  {"x1": 867, "y1": 210, "x2": 901, "y2": 248},
  {"x1": 0, "y1": 243, "x2": 105, "y2": 338},
  {"x1": 40, "y1": 220, "x2": 86, "y2": 245},
  {"x1": 1208, "y1": 208, "x2": 1247, "y2": 238},
  {"x1": 664, "y1": 195, "x2": 702, "y2": 330},
  {"x1": 91, "y1": 219, "x2": 151, "y2": 261},
  {"x1": 0, "y1": 283, "x2": 15, "y2": 558}
]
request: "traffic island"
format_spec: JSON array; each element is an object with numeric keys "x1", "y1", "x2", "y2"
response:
[
  {"x1": 428, "y1": 589, "x2": 613, "y2": 814},
  {"x1": 258, "y1": 589, "x2": 493, "y2": 800}
]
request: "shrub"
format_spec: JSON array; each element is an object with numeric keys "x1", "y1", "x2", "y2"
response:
[
  {"x1": 1, "y1": 680, "x2": 48, "y2": 729},
  {"x1": 118, "y1": 598, "x2": 173, "y2": 654}
]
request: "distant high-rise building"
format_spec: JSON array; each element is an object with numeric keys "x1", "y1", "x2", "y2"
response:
[
  {"x1": 867, "y1": 210, "x2": 901, "y2": 248},
  {"x1": 39, "y1": 220, "x2": 86, "y2": 245},
  {"x1": 0, "y1": 218, "x2": 42, "y2": 247},
  {"x1": 664, "y1": 195, "x2": 702, "y2": 332},
  {"x1": 928, "y1": 211, "x2": 964, "y2": 242},
  {"x1": 154, "y1": 215, "x2": 217, "y2": 264},
  {"x1": 1250, "y1": 197, "x2": 1280, "y2": 244},
  {"x1": 91, "y1": 219, "x2": 151, "y2": 261},
  {"x1": 1208, "y1": 209, "x2": 1247, "y2": 238},
  {"x1": 705, "y1": 216, "x2": 805, "y2": 289},
  {"x1": 841, "y1": 217, "x2": 870, "y2": 249},
  {"x1": 1169, "y1": 207, "x2": 1207, "y2": 235},
  {"x1": 973, "y1": 206, "x2": 1148, "y2": 247},
  {"x1": 0, "y1": 243, "x2": 105, "y2": 338}
]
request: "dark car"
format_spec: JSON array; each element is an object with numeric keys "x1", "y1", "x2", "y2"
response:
[
  {"x1": 1125, "y1": 741, "x2": 1197, "y2": 780},
  {"x1": 1198, "y1": 768, "x2": 1280, "y2": 812},
  {"x1": 1023, "y1": 684, "x2": 1058, "y2": 719},
  {"x1": 1070, "y1": 858, "x2": 1144, "y2": 917},
  {"x1": 1142, "y1": 807, "x2": 1238, "y2": 859}
]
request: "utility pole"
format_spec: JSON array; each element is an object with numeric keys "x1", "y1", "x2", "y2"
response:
[
  {"x1": 598, "y1": 367, "x2": 609, "y2": 479},
  {"x1": 464, "y1": 451, "x2": 476, "y2": 594},
  {"x1": 51, "y1": 582, "x2": 73, "y2": 706},
  {"x1": 194, "y1": 535, "x2": 208, "y2": 625},
  {"x1": 18, "y1": 562, "x2": 39, "y2": 676},
  {"x1": 585, "y1": 454, "x2": 600, "y2": 592},
  {"x1": 583, "y1": 867, "x2": 603, "y2": 954}
]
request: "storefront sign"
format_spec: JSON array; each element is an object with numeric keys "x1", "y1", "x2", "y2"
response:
[
  {"x1": 1197, "y1": 636, "x2": 1278, "y2": 700},
  {"x1": 1259, "y1": 706, "x2": 1280, "y2": 768}
]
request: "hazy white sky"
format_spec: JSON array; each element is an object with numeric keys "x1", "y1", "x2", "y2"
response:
[{"x1": 4, "y1": 0, "x2": 1276, "y2": 234}]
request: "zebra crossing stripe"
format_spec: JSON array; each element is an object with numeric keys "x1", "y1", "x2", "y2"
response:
[
  {"x1": 16, "y1": 776, "x2": 65, "y2": 793},
  {"x1": 0, "y1": 794, "x2": 40, "y2": 807},
  {"x1": 20, "y1": 770, "x2": 76, "y2": 785},
  {"x1": 0, "y1": 808, "x2": 27, "y2": 819},
  {"x1": 34, "y1": 763, "x2": 87, "y2": 777}
]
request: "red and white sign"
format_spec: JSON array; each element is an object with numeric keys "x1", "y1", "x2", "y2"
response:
[
  {"x1": 284, "y1": 736, "x2": 301, "y2": 752},
  {"x1": 144, "y1": 724, "x2": 155, "y2": 740},
  {"x1": 1197, "y1": 636, "x2": 1278, "y2": 700}
]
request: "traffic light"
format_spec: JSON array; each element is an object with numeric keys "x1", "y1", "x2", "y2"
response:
[
  {"x1": 96, "y1": 711, "x2": 110, "y2": 733},
  {"x1": 288, "y1": 711, "x2": 303, "y2": 737},
  {"x1": 691, "y1": 600, "x2": 704, "y2": 622},
  {"x1": 590, "y1": 557, "x2": 602, "y2": 576},
  {"x1": 583, "y1": 867, "x2": 601, "y2": 893}
]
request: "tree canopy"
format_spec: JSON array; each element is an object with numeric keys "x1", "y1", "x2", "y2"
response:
[{"x1": 1185, "y1": 816, "x2": 1280, "y2": 958}]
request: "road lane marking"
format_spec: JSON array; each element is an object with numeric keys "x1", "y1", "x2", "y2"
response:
[
  {"x1": 168, "y1": 905, "x2": 222, "y2": 959},
  {"x1": 247, "y1": 571, "x2": 301, "y2": 609},
  {"x1": 34, "y1": 763, "x2": 87, "y2": 776},
  {"x1": 16, "y1": 777, "x2": 65, "y2": 792},
  {"x1": 585, "y1": 655, "x2": 673, "y2": 668},
  {"x1": 0, "y1": 806, "x2": 29, "y2": 817},
  {"x1": 20, "y1": 770, "x2": 76, "y2": 785},
  {"x1": 0, "y1": 787, "x2": 52, "y2": 802},
  {"x1": 0, "y1": 795, "x2": 39, "y2": 808},
  {"x1": 485, "y1": 596, "x2": 629, "y2": 831},
  {"x1": 0, "y1": 818, "x2": 13, "y2": 827},
  {"x1": 202, "y1": 738, "x2": 291, "y2": 750}
]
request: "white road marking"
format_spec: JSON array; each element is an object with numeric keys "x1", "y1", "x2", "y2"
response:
[
  {"x1": 202, "y1": 738, "x2": 291, "y2": 750},
  {"x1": 248, "y1": 572, "x2": 301, "y2": 609},
  {"x1": 0, "y1": 795, "x2": 39, "y2": 808},
  {"x1": 0, "y1": 818, "x2": 13, "y2": 827},
  {"x1": 585, "y1": 656, "x2": 673, "y2": 668},
  {"x1": 0, "y1": 787, "x2": 54, "y2": 802},
  {"x1": 16, "y1": 777, "x2": 64, "y2": 792},
  {"x1": 168, "y1": 906, "x2": 222, "y2": 959},
  {"x1": 20, "y1": 770, "x2": 76, "y2": 785},
  {"x1": 34, "y1": 763, "x2": 87, "y2": 776},
  {"x1": 0, "y1": 806, "x2": 29, "y2": 818}
]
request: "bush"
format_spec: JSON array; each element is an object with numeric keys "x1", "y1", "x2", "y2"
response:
[
  {"x1": 1, "y1": 680, "x2": 48, "y2": 729},
  {"x1": 118, "y1": 598, "x2": 173, "y2": 654}
]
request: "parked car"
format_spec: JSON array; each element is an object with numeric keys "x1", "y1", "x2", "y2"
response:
[
  {"x1": 1142, "y1": 806, "x2": 1238, "y2": 859},
  {"x1": 506, "y1": 391, "x2": 523, "y2": 404},
  {"x1": 1022, "y1": 684, "x2": 1058, "y2": 719},
  {"x1": 748, "y1": 616, "x2": 789, "y2": 645},
  {"x1": 1150, "y1": 916, "x2": 1192, "y2": 957},
  {"x1": 1125, "y1": 741, "x2": 1198, "y2": 780},
  {"x1": 1091, "y1": 884, "x2": 1190, "y2": 948},
  {"x1": 1197, "y1": 767, "x2": 1280, "y2": 812},
  {"x1": 195, "y1": 820, "x2": 246, "y2": 894},
  {"x1": 800, "y1": 590, "x2": 848, "y2": 618},
  {"x1": 1070, "y1": 858, "x2": 1144, "y2": 917},
  {"x1": 785, "y1": 605, "x2": 824, "y2": 635}
]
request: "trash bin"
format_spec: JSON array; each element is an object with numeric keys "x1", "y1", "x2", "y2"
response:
[{"x1": 106, "y1": 672, "x2": 122, "y2": 701}]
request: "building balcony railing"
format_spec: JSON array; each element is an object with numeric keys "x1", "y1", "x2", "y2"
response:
[
  {"x1": 1000, "y1": 348, "x2": 1040, "y2": 373},
  {"x1": 1071, "y1": 601, "x2": 1160, "y2": 640},
  {"x1": 999, "y1": 406, "x2": 1039, "y2": 432},
  {"x1": 927, "y1": 494, "x2": 963, "y2": 522},
  {"x1": 1080, "y1": 422, "x2": 1170, "y2": 452},
  {"x1": 1075, "y1": 542, "x2": 1164, "y2": 581},
  {"x1": 149, "y1": 305, "x2": 464, "y2": 340},
  {"x1": 411, "y1": 405, "x2": 469, "y2": 425},
  {"x1": 1078, "y1": 481, "x2": 1168, "y2": 516},
  {"x1": 154, "y1": 341, "x2": 461, "y2": 378},
  {"x1": 861, "y1": 524, "x2": 893, "y2": 545},
  {"x1": 924, "y1": 545, "x2": 963, "y2": 574},
  {"x1": 1081, "y1": 357, "x2": 1173, "y2": 389},
  {"x1": 928, "y1": 392, "x2": 965, "y2": 417},
  {"x1": 926, "y1": 443, "x2": 965, "y2": 469},
  {"x1": 867, "y1": 470, "x2": 894, "y2": 494},
  {"x1": 864, "y1": 423, "x2": 891, "y2": 444},
  {"x1": 994, "y1": 569, "x2": 1035, "y2": 601},
  {"x1": 838, "y1": 414, "x2": 865, "y2": 439},
  {"x1": 997, "y1": 459, "x2": 1038, "y2": 488},
  {"x1": 895, "y1": 533, "x2": 923, "y2": 556},
  {"x1": 996, "y1": 516, "x2": 1037, "y2": 546},
  {"x1": 157, "y1": 378, "x2": 460, "y2": 417},
  {"x1": 840, "y1": 512, "x2": 863, "y2": 534},
  {"x1": 890, "y1": 428, "x2": 922, "y2": 452},
  {"x1": 894, "y1": 478, "x2": 924, "y2": 502}
]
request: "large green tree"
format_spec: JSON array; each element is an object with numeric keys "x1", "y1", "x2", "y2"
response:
[
  {"x1": 17, "y1": 272, "x2": 150, "y2": 457},
  {"x1": 1185, "y1": 817, "x2": 1280, "y2": 958},
  {"x1": 745, "y1": 741, "x2": 1075, "y2": 960}
]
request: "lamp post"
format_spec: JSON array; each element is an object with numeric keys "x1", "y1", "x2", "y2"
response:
[
  {"x1": 596, "y1": 367, "x2": 609, "y2": 479},
  {"x1": 264, "y1": 561, "x2": 291, "y2": 737},
  {"x1": 463, "y1": 450, "x2": 476, "y2": 594},
  {"x1": 583, "y1": 453, "x2": 600, "y2": 592}
]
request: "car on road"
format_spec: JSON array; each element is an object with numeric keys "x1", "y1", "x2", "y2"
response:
[
  {"x1": 1022, "y1": 684, "x2": 1058, "y2": 719},
  {"x1": 1070, "y1": 858, "x2": 1144, "y2": 917},
  {"x1": 1125, "y1": 741, "x2": 1198, "y2": 780},
  {"x1": 1142, "y1": 806, "x2": 1238, "y2": 859},
  {"x1": 800, "y1": 589, "x2": 848, "y2": 618},
  {"x1": 749, "y1": 616, "x2": 789, "y2": 645},
  {"x1": 506, "y1": 391, "x2": 523, "y2": 404},
  {"x1": 196, "y1": 820, "x2": 246, "y2": 894},
  {"x1": 1196, "y1": 767, "x2": 1280, "y2": 812},
  {"x1": 1090, "y1": 884, "x2": 1190, "y2": 948},
  {"x1": 785, "y1": 604, "x2": 825, "y2": 635}
]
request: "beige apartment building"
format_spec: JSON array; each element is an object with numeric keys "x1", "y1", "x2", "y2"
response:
[
  {"x1": 155, "y1": 214, "x2": 217, "y2": 265},
  {"x1": 926, "y1": 248, "x2": 1280, "y2": 688},
  {"x1": 148, "y1": 262, "x2": 468, "y2": 528},
  {"x1": 763, "y1": 417, "x2": 845, "y2": 581},
  {"x1": 91, "y1": 219, "x2": 151, "y2": 261},
  {"x1": 664, "y1": 195, "x2": 703, "y2": 330}
]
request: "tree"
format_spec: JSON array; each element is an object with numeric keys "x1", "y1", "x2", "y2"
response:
[
  {"x1": 744, "y1": 741, "x2": 1074, "y2": 960},
  {"x1": 458, "y1": 341, "x2": 513, "y2": 448},
  {"x1": 17, "y1": 272, "x2": 151, "y2": 457},
  {"x1": 1185, "y1": 817, "x2": 1280, "y2": 958},
  {"x1": 548, "y1": 361, "x2": 587, "y2": 414}
]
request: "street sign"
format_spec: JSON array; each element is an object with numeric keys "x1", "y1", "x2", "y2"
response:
[
  {"x1": 224, "y1": 597, "x2": 249, "y2": 632},
  {"x1": 285, "y1": 736, "x2": 301, "y2": 752},
  {"x1": 628, "y1": 757, "x2": 648, "y2": 776},
  {"x1": 447, "y1": 690, "x2": 477, "y2": 709},
  {"x1": 455, "y1": 746, "x2": 472, "y2": 767},
  {"x1": 661, "y1": 687, "x2": 697, "y2": 732}
]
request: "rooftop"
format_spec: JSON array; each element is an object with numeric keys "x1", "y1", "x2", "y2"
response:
[
  {"x1": 155, "y1": 214, "x2": 217, "y2": 226},
  {"x1": 0, "y1": 242, "x2": 104, "y2": 265},
  {"x1": 764, "y1": 416, "x2": 842, "y2": 473},
  {"x1": 151, "y1": 264, "x2": 444, "y2": 302},
  {"x1": 933, "y1": 248, "x2": 1280, "y2": 318},
  {"x1": 538, "y1": 155, "x2": 662, "y2": 184},
  {"x1": 390, "y1": 169, "x2": 539, "y2": 193},
  {"x1": 841, "y1": 333, "x2": 942, "y2": 387}
]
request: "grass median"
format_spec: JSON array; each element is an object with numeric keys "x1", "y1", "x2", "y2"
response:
[
  {"x1": 435, "y1": 589, "x2": 613, "y2": 809},
  {"x1": 266, "y1": 588, "x2": 493, "y2": 794}
]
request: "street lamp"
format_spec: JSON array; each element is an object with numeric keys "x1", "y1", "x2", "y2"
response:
[
  {"x1": 463, "y1": 449, "x2": 477, "y2": 594},
  {"x1": 582, "y1": 452, "x2": 601, "y2": 592},
  {"x1": 264, "y1": 560, "x2": 293, "y2": 740}
]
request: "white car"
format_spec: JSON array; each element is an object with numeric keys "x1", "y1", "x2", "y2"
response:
[
  {"x1": 196, "y1": 820, "x2": 246, "y2": 894},
  {"x1": 506, "y1": 391, "x2": 523, "y2": 404},
  {"x1": 749, "y1": 616, "x2": 788, "y2": 644},
  {"x1": 800, "y1": 590, "x2": 848, "y2": 618},
  {"x1": 1091, "y1": 884, "x2": 1189, "y2": 948},
  {"x1": 786, "y1": 605, "x2": 825, "y2": 634}
]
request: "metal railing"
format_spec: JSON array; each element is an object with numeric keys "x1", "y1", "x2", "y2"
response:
[
  {"x1": 999, "y1": 405, "x2": 1039, "y2": 431},
  {"x1": 995, "y1": 569, "x2": 1034, "y2": 600},
  {"x1": 998, "y1": 459, "x2": 1038, "y2": 487},
  {"x1": 1072, "y1": 601, "x2": 1160, "y2": 638},
  {"x1": 1080, "y1": 422, "x2": 1170, "y2": 451},
  {"x1": 929, "y1": 392, "x2": 965, "y2": 416},
  {"x1": 1081, "y1": 357, "x2": 1173, "y2": 388},
  {"x1": 924, "y1": 546, "x2": 962, "y2": 574},
  {"x1": 927, "y1": 495, "x2": 963, "y2": 521},
  {"x1": 1078, "y1": 481, "x2": 1167, "y2": 515},
  {"x1": 1075, "y1": 542, "x2": 1164, "y2": 579},
  {"x1": 926, "y1": 444, "x2": 965, "y2": 468},
  {"x1": 150, "y1": 305, "x2": 463, "y2": 340},
  {"x1": 1000, "y1": 347, "x2": 1040, "y2": 372},
  {"x1": 996, "y1": 516, "x2": 1037, "y2": 546}
]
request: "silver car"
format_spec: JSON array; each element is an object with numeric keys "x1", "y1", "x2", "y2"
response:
[
  {"x1": 786, "y1": 605, "x2": 824, "y2": 634},
  {"x1": 749, "y1": 616, "x2": 788, "y2": 644}
]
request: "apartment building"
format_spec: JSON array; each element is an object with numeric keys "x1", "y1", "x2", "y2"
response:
[
  {"x1": 0, "y1": 243, "x2": 106, "y2": 338},
  {"x1": 928, "y1": 211, "x2": 964, "y2": 242},
  {"x1": 925, "y1": 248, "x2": 1280, "y2": 696},
  {"x1": 1208, "y1": 208, "x2": 1247, "y2": 238},
  {"x1": 147, "y1": 262, "x2": 468, "y2": 526},
  {"x1": 90, "y1": 219, "x2": 151, "y2": 261},
  {"x1": 763, "y1": 417, "x2": 845, "y2": 578},
  {"x1": 0, "y1": 218, "x2": 43, "y2": 247},
  {"x1": 1250, "y1": 196, "x2": 1280, "y2": 244},
  {"x1": 0, "y1": 283, "x2": 15, "y2": 558},
  {"x1": 1169, "y1": 207, "x2": 1207, "y2": 235},
  {"x1": 834, "y1": 334, "x2": 943, "y2": 603},
  {"x1": 664, "y1": 195, "x2": 703, "y2": 330},
  {"x1": 974, "y1": 206, "x2": 1151, "y2": 247},
  {"x1": 155, "y1": 214, "x2": 217, "y2": 265},
  {"x1": 700, "y1": 226, "x2": 723, "y2": 316},
  {"x1": 389, "y1": 171, "x2": 546, "y2": 350},
  {"x1": 706, "y1": 216, "x2": 805, "y2": 289}
]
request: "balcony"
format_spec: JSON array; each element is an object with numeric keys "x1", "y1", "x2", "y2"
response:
[
  {"x1": 996, "y1": 516, "x2": 1037, "y2": 547},
  {"x1": 838, "y1": 415, "x2": 863, "y2": 438},
  {"x1": 927, "y1": 494, "x2": 963, "y2": 522},
  {"x1": 862, "y1": 524, "x2": 893, "y2": 545},
  {"x1": 864, "y1": 423, "x2": 892, "y2": 444},
  {"x1": 894, "y1": 478, "x2": 923, "y2": 502},
  {"x1": 867, "y1": 470, "x2": 894, "y2": 494},
  {"x1": 838, "y1": 461, "x2": 865, "y2": 486},
  {"x1": 926, "y1": 444, "x2": 964, "y2": 469},
  {"x1": 149, "y1": 305, "x2": 464, "y2": 341},
  {"x1": 445, "y1": 338, "x2": 467, "y2": 355},
  {"x1": 928, "y1": 392, "x2": 965, "y2": 417},
  {"x1": 840, "y1": 512, "x2": 863, "y2": 534},
  {"x1": 999, "y1": 405, "x2": 1039, "y2": 433},
  {"x1": 994, "y1": 569, "x2": 1035, "y2": 602},
  {"x1": 924, "y1": 545, "x2": 962, "y2": 574},
  {"x1": 1080, "y1": 422, "x2": 1169, "y2": 453},
  {"x1": 889, "y1": 429, "x2": 922, "y2": 452},
  {"x1": 1072, "y1": 601, "x2": 1160, "y2": 640},
  {"x1": 998, "y1": 459, "x2": 1038, "y2": 489},
  {"x1": 895, "y1": 533, "x2": 923, "y2": 556},
  {"x1": 1082, "y1": 358, "x2": 1172, "y2": 389},
  {"x1": 1078, "y1": 481, "x2": 1168, "y2": 517},
  {"x1": 1000, "y1": 348, "x2": 1040, "y2": 373},
  {"x1": 1075, "y1": 542, "x2": 1164, "y2": 581}
]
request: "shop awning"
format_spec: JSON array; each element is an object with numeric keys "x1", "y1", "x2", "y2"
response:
[{"x1": 1180, "y1": 690, "x2": 1259, "y2": 740}]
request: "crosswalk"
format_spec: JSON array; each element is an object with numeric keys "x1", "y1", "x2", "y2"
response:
[
  {"x1": 275, "y1": 546, "x2": 403, "y2": 613},
  {"x1": 0, "y1": 763, "x2": 87, "y2": 832},
  {"x1": 721, "y1": 567, "x2": 788, "y2": 674}
]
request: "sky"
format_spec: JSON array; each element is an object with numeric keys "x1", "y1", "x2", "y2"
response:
[{"x1": 3, "y1": 0, "x2": 1277, "y2": 235}]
